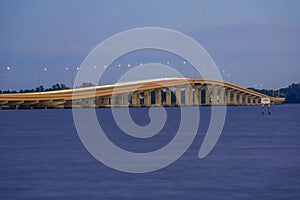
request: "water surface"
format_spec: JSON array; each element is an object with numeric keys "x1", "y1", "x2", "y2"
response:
[{"x1": 0, "y1": 105, "x2": 299, "y2": 199}]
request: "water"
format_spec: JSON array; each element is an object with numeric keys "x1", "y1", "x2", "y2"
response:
[{"x1": 0, "y1": 105, "x2": 299, "y2": 200}]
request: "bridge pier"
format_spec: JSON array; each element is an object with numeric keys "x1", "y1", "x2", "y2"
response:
[
  {"x1": 184, "y1": 85, "x2": 190, "y2": 106},
  {"x1": 155, "y1": 89, "x2": 162, "y2": 106},
  {"x1": 144, "y1": 90, "x2": 151, "y2": 107},
  {"x1": 120, "y1": 93, "x2": 129, "y2": 106},
  {"x1": 101, "y1": 96, "x2": 110, "y2": 107},
  {"x1": 175, "y1": 86, "x2": 181, "y2": 106},
  {"x1": 249, "y1": 97, "x2": 254, "y2": 105},
  {"x1": 238, "y1": 93, "x2": 243, "y2": 105},
  {"x1": 132, "y1": 92, "x2": 140, "y2": 107},
  {"x1": 219, "y1": 87, "x2": 225, "y2": 105},
  {"x1": 72, "y1": 99, "x2": 82, "y2": 108},
  {"x1": 245, "y1": 95, "x2": 249, "y2": 105},
  {"x1": 255, "y1": 98, "x2": 260, "y2": 105},
  {"x1": 205, "y1": 86, "x2": 211, "y2": 105},
  {"x1": 166, "y1": 88, "x2": 172, "y2": 106},
  {"x1": 232, "y1": 91, "x2": 238, "y2": 105},
  {"x1": 226, "y1": 90, "x2": 231, "y2": 105},
  {"x1": 194, "y1": 86, "x2": 202, "y2": 106},
  {"x1": 82, "y1": 98, "x2": 95, "y2": 108},
  {"x1": 212, "y1": 86, "x2": 218, "y2": 105},
  {"x1": 111, "y1": 95, "x2": 116, "y2": 107}
]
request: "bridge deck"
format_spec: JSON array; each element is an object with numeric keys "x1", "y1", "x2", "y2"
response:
[{"x1": 0, "y1": 78, "x2": 285, "y2": 109}]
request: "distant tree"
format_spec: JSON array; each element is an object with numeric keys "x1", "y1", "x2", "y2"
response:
[
  {"x1": 35, "y1": 86, "x2": 45, "y2": 92},
  {"x1": 78, "y1": 82, "x2": 95, "y2": 88},
  {"x1": 285, "y1": 83, "x2": 300, "y2": 103},
  {"x1": 248, "y1": 82, "x2": 300, "y2": 103},
  {"x1": 44, "y1": 83, "x2": 69, "y2": 91}
]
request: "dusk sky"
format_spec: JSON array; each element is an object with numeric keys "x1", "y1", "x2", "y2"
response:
[{"x1": 0, "y1": 0, "x2": 299, "y2": 90}]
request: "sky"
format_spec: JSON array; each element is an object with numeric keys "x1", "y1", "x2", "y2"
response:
[{"x1": 0, "y1": 0, "x2": 299, "y2": 90}]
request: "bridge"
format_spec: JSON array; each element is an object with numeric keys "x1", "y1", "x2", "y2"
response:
[{"x1": 0, "y1": 78, "x2": 284, "y2": 109}]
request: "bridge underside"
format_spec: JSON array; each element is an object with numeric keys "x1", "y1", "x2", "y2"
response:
[{"x1": 0, "y1": 78, "x2": 284, "y2": 109}]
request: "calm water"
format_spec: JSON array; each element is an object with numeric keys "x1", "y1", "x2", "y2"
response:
[{"x1": 0, "y1": 105, "x2": 299, "y2": 200}]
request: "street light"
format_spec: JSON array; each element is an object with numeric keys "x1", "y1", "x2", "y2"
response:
[
  {"x1": 164, "y1": 61, "x2": 170, "y2": 79},
  {"x1": 194, "y1": 65, "x2": 197, "y2": 79},
  {"x1": 65, "y1": 67, "x2": 79, "y2": 89},
  {"x1": 179, "y1": 61, "x2": 186, "y2": 77},
  {"x1": 1, "y1": 66, "x2": 11, "y2": 93},
  {"x1": 38, "y1": 67, "x2": 47, "y2": 93},
  {"x1": 140, "y1": 63, "x2": 147, "y2": 80}
]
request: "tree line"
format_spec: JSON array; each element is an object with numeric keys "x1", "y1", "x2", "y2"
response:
[
  {"x1": 0, "y1": 82, "x2": 95, "y2": 94},
  {"x1": 248, "y1": 82, "x2": 300, "y2": 103}
]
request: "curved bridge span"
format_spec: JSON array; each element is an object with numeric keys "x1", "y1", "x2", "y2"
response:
[{"x1": 0, "y1": 78, "x2": 284, "y2": 109}]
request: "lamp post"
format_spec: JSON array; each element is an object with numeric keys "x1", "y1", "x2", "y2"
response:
[
  {"x1": 126, "y1": 64, "x2": 131, "y2": 82},
  {"x1": 66, "y1": 67, "x2": 79, "y2": 89},
  {"x1": 140, "y1": 63, "x2": 146, "y2": 80},
  {"x1": 38, "y1": 67, "x2": 47, "y2": 93},
  {"x1": 164, "y1": 61, "x2": 170, "y2": 79},
  {"x1": 0, "y1": 66, "x2": 10, "y2": 93},
  {"x1": 179, "y1": 61, "x2": 186, "y2": 77}
]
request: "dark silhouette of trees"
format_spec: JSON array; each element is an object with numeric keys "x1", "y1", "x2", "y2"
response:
[
  {"x1": 248, "y1": 82, "x2": 300, "y2": 103},
  {"x1": 285, "y1": 83, "x2": 300, "y2": 103},
  {"x1": 78, "y1": 82, "x2": 95, "y2": 88}
]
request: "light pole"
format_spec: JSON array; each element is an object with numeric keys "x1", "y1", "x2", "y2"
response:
[
  {"x1": 164, "y1": 61, "x2": 170, "y2": 79},
  {"x1": 97, "y1": 65, "x2": 110, "y2": 85},
  {"x1": 38, "y1": 67, "x2": 47, "y2": 92},
  {"x1": 126, "y1": 64, "x2": 131, "y2": 82},
  {"x1": 66, "y1": 67, "x2": 79, "y2": 89},
  {"x1": 140, "y1": 63, "x2": 146, "y2": 80},
  {"x1": 1, "y1": 66, "x2": 11, "y2": 93},
  {"x1": 179, "y1": 61, "x2": 186, "y2": 77}
]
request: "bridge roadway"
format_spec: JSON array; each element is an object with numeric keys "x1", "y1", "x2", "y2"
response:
[{"x1": 0, "y1": 78, "x2": 285, "y2": 109}]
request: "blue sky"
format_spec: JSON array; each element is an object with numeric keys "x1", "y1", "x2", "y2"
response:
[{"x1": 0, "y1": 0, "x2": 299, "y2": 90}]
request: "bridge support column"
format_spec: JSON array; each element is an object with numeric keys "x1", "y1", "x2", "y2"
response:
[
  {"x1": 205, "y1": 86, "x2": 210, "y2": 105},
  {"x1": 219, "y1": 87, "x2": 225, "y2": 105},
  {"x1": 166, "y1": 88, "x2": 172, "y2": 106},
  {"x1": 185, "y1": 85, "x2": 193, "y2": 106},
  {"x1": 111, "y1": 95, "x2": 116, "y2": 107},
  {"x1": 175, "y1": 86, "x2": 181, "y2": 106},
  {"x1": 249, "y1": 97, "x2": 254, "y2": 105},
  {"x1": 144, "y1": 90, "x2": 151, "y2": 107},
  {"x1": 155, "y1": 89, "x2": 162, "y2": 106},
  {"x1": 190, "y1": 87, "x2": 194, "y2": 105},
  {"x1": 120, "y1": 93, "x2": 129, "y2": 106},
  {"x1": 72, "y1": 99, "x2": 82, "y2": 108},
  {"x1": 132, "y1": 92, "x2": 140, "y2": 107},
  {"x1": 194, "y1": 87, "x2": 202, "y2": 106},
  {"x1": 245, "y1": 95, "x2": 249, "y2": 105},
  {"x1": 102, "y1": 96, "x2": 110, "y2": 107},
  {"x1": 255, "y1": 98, "x2": 260, "y2": 105},
  {"x1": 83, "y1": 98, "x2": 95, "y2": 108},
  {"x1": 226, "y1": 90, "x2": 231, "y2": 105},
  {"x1": 238, "y1": 94, "x2": 244, "y2": 105},
  {"x1": 95, "y1": 97, "x2": 101, "y2": 108},
  {"x1": 212, "y1": 86, "x2": 218, "y2": 105},
  {"x1": 232, "y1": 92, "x2": 238, "y2": 105}
]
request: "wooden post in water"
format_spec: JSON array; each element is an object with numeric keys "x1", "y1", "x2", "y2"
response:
[{"x1": 261, "y1": 97, "x2": 271, "y2": 116}]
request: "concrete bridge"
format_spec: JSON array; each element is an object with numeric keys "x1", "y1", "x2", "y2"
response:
[{"x1": 0, "y1": 78, "x2": 285, "y2": 109}]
